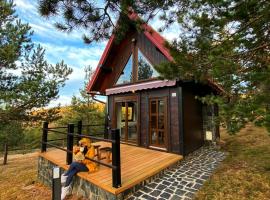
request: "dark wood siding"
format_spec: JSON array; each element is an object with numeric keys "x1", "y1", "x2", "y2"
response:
[
  {"x1": 108, "y1": 87, "x2": 181, "y2": 154},
  {"x1": 169, "y1": 88, "x2": 180, "y2": 154},
  {"x1": 107, "y1": 95, "x2": 114, "y2": 131},
  {"x1": 137, "y1": 33, "x2": 168, "y2": 65},
  {"x1": 140, "y1": 91, "x2": 148, "y2": 147},
  {"x1": 182, "y1": 83, "x2": 204, "y2": 155}
]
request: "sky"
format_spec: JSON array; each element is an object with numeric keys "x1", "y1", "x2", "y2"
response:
[{"x1": 14, "y1": 0, "x2": 179, "y2": 107}]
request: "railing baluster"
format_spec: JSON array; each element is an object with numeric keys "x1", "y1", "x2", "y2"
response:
[
  {"x1": 66, "y1": 123, "x2": 74, "y2": 165},
  {"x1": 77, "y1": 120, "x2": 82, "y2": 144},
  {"x1": 111, "y1": 129, "x2": 121, "y2": 188},
  {"x1": 41, "y1": 121, "x2": 48, "y2": 152}
]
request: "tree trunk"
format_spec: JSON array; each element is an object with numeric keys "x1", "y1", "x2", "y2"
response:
[{"x1": 3, "y1": 143, "x2": 8, "y2": 165}]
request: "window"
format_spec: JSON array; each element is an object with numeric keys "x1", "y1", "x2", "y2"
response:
[
  {"x1": 116, "y1": 55, "x2": 133, "y2": 85},
  {"x1": 116, "y1": 101, "x2": 138, "y2": 142},
  {"x1": 138, "y1": 49, "x2": 159, "y2": 80}
]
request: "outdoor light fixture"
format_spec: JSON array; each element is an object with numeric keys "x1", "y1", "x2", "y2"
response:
[{"x1": 53, "y1": 167, "x2": 60, "y2": 179}]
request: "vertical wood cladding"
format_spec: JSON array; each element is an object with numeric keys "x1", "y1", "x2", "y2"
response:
[
  {"x1": 107, "y1": 95, "x2": 114, "y2": 130},
  {"x1": 139, "y1": 91, "x2": 148, "y2": 147},
  {"x1": 137, "y1": 33, "x2": 168, "y2": 65},
  {"x1": 92, "y1": 31, "x2": 169, "y2": 93},
  {"x1": 182, "y1": 84, "x2": 204, "y2": 155},
  {"x1": 108, "y1": 87, "x2": 181, "y2": 154},
  {"x1": 169, "y1": 88, "x2": 180, "y2": 154}
]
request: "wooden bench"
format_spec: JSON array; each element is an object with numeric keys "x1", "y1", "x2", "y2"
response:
[{"x1": 99, "y1": 147, "x2": 112, "y2": 163}]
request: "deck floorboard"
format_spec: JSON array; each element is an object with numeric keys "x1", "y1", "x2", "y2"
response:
[{"x1": 39, "y1": 142, "x2": 182, "y2": 195}]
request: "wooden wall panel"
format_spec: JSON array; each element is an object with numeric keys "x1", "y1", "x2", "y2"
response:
[
  {"x1": 107, "y1": 96, "x2": 114, "y2": 131},
  {"x1": 169, "y1": 88, "x2": 180, "y2": 154},
  {"x1": 108, "y1": 86, "x2": 181, "y2": 154},
  {"x1": 93, "y1": 32, "x2": 136, "y2": 92},
  {"x1": 137, "y1": 33, "x2": 168, "y2": 65},
  {"x1": 182, "y1": 84, "x2": 204, "y2": 155},
  {"x1": 139, "y1": 91, "x2": 148, "y2": 147}
]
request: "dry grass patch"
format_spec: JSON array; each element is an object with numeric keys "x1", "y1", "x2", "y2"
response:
[
  {"x1": 195, "y1": 124, "x2": 270, "y2": 200},
  {"x1": 0, "y1": 153, "x2": 51, "y2": 200},
  {"x1": 0, "y1": 153, "x2": 87, "y2": 200}
]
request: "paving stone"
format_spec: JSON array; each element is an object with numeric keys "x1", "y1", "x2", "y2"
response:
[
  {"x1": 148, "y1": 182, "x2": 158, "y2": 189},
  {"x1": 185, "y1": 187, "x2": 198, "y2": 193},
  {"x1": 141, "y1": 186, "x2": 152, "y2": 193},
  {"x1": 165, "y1": 188, "x2": 174, "y2": 194},
  {"x1": 162, "y1": 180, "x2": 171, "y2": 186},
  {"x1": 181, "y1": 181, "x2": 188, "y2": 185},
  {"x1": 168, "y1": 178, "x2": 176, "y2": 182},
  {"x1": 160, "y1": 192, "x2": 171, "y2": 199},
  {"x1": 141, "y1": 194, "x2": 156, "y2": 200},
  {"x1": 170, "y1": 194, "x2": 182, "y2": 200},
  {"x1": 150, "y1": 189, "x2": 162, "y2": 197},
  {"x1": 193, "y1": 183, "x2": 202, "y2": 190},
  {"x1": 185, "y1": 192, "x2": 194, "y2": 198},
  {"x1": 175, "y1": 189, "x2": 186, "y2": 196},
  {"x1": 125, "y1": 196, "x2": 135, "y2": 200},
  {"x1": 156, "y1": 184, "x2": 167, "y2": 190},
  {"x1": 187, "y1": 183, "x2": 194, "y2": 187},
  {"x1": 133, "y1": 191, "x2": 144, "y2": 197},
  {"x1": 127, "y1": 145, "x2": 226, "y2": 200}
]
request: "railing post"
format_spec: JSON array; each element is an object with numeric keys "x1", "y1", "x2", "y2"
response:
[
  {"x1": 111, "y1": 129, "x2": 121, "y2": 188},
  {"x1": 41, "y1": 121, "x2": 48, "y2": 152},
  {"x1": 104, "y1": 115, "x2": 109, "y2": 139},
  {"x1": 77, "y1": 120, "x2": 82, "y2": 144},
  {"x1": 66, "y1": 123, "x2": 74, "y2": 165}
]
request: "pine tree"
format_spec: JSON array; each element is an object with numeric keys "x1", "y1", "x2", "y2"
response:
[
  {"x1": 57, "y1": 66, "x2": 105, "y2": 135},
  {"x1": 37, "y1": 0, "x2": 270, "y2": 133},
  {"x1": 37, "y1": 0, "x2": 173, "y2": 43},
  {"x1": 154, "y1": 0, "x2": 270, "y2": 133},
  {"x1": 0, "y1": 0, "x2": 72, "y2": 164}
]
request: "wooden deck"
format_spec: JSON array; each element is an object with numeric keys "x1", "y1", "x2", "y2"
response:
[{"x1": 39, "y1": 142, "x2": 182, "y2": 195}]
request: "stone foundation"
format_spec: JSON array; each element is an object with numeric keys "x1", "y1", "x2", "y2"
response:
[{"x1": 37, "y1": 156, "x2": 180, "y2": 200}]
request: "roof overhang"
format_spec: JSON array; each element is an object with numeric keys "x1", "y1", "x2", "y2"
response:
[{"x1": 106, "y1": 80, "x2": 176, "y2": 95}]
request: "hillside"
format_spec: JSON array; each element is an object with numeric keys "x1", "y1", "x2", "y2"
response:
[
  {"x1": 195, "y1": 124, "x2": 270, "y2": 199},
  {"x1": 1, "y1": 124, "x2": 269, "y2": 200}
]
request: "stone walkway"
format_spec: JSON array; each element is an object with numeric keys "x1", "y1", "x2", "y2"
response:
[{"x1": 126, "y1": 146, "x2": 226, "y2": 200}]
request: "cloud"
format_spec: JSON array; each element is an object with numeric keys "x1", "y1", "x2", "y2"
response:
[
  {"x1": 14, "y1": 0, "x2": 85, "y2": 43},
  {"x1": 47, "y1": 95, "x2": 72, "y2": 108},
  {"x1": 38, "y1": 42, "x2": 103, "y2": 75},
  {"x1": 14, "y1": 0, "x2": 183, "y2": 110},
  {"x1": 14, "y1": 0, "x2": 35, "y2": 10}
]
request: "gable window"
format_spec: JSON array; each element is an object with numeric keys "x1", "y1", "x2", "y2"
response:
[
  {"x1": 115, "y1": 46, "x2": 160, "y2": 85},
  {"x1": 138, "y1": 49, "x2": 159, "y2": 81},
  {"x1": 116, "y1": 54, "x2": 133, "y2": 85}
]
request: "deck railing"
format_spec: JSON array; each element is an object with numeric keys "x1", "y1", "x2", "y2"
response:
[{"x1": 41, "y1": 121, "x2": 121, "y2": 188}]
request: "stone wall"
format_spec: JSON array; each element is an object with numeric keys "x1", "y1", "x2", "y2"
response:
[{"x1": 37, "y1": 156, "x2": 180, "y2": 200}]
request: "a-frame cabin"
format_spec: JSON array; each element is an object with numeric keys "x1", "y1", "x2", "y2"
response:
[{"x1": 87, "y1": 16, "x2": 222, "y2": 156}]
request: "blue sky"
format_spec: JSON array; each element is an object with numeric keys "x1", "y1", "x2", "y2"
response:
[{"x1": 14, "y1": 0, "x2": 179, "y2": 107}]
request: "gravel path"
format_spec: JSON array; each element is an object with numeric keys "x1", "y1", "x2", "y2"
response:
[{"x1": 126, "y1": 146, "x2": 226, "y2": 200}]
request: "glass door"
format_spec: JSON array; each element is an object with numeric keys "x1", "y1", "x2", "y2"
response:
[
  {"x1": 149, "y1": 98, "x2": 167, "y2": 149},
  {"x1": 115, "y1": 100, "x2": 137, "y2": 143}
]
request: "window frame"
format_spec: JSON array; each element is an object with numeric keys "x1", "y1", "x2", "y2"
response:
[{"x1": 114, "y1": 43, "x2": 159, "y2": 86}]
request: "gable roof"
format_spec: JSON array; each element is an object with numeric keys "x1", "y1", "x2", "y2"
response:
[
  {"x1": 86, "y1": 13, "x2": 173, "y2": 93},
  {"x1": 86, "y1": 13, "x2": 224, "y2": 95}
]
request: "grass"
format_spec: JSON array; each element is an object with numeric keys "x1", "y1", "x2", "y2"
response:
[
  {"x1": 0, "y1": 124, "x2": 269, "y2": 199},
  {"x1": 0, "y1": 153, "x2": 51, "y2": 200},
  {"x1": 195, "y1": 124, "x2": 270, "y2": 200}
]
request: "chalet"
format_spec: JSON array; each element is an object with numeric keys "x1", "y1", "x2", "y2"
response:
[
  {"x1": 86, "y1": 15, "x2": 222, "y2": 156},
  {"x1": 38, "y1": 14, "x2": 223, "y2": 200}
]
